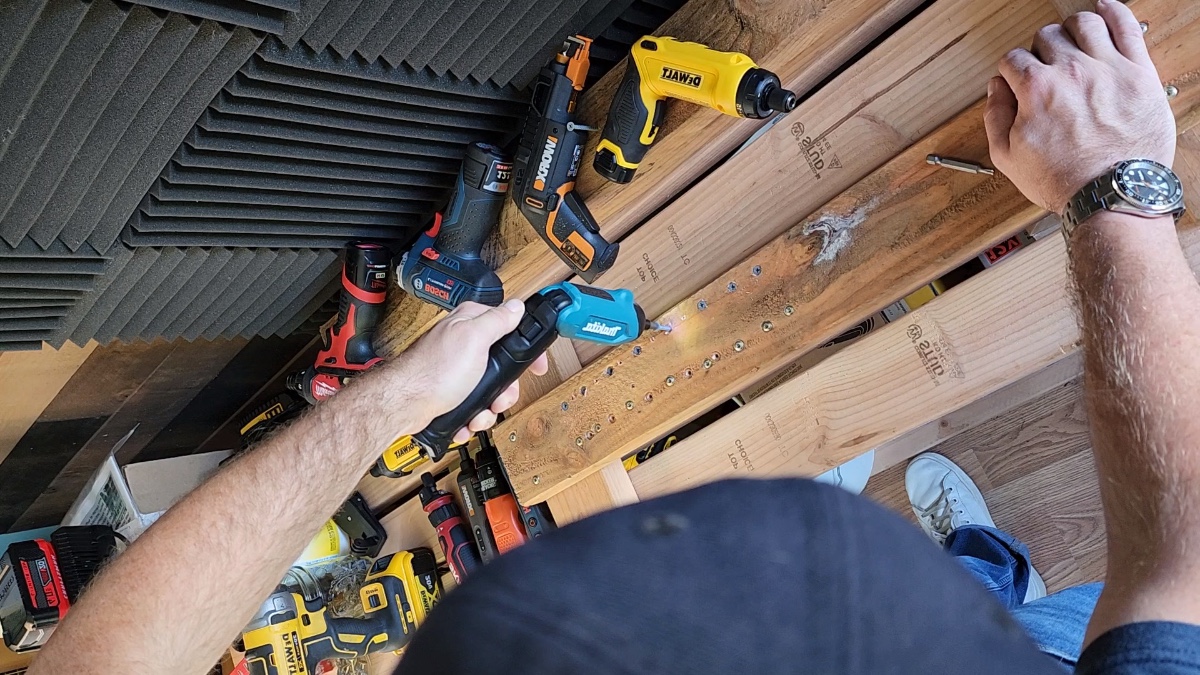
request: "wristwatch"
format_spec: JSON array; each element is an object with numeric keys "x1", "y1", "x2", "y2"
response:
[{"x1": 1061, "y1": 159, "x2": 1186, "y2": 240}]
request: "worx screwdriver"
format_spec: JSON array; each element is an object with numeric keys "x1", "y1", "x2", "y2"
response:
[
  {"x1": 371, "y1": 282, "x2": 668, "y2": 476},
  {"x1": 594, "y1": 36, "x2": 798, "y2": 183},
  {"x1": 398, "y1": 142, "x2": 512, "y2": 310},
  {"x1": 512, "y1": 35, "x2": 618, "y2": 282}
]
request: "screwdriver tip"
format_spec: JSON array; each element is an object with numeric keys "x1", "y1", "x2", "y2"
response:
[{"x1": 646, "y1": 321, "x2": 671, "y2": 334}]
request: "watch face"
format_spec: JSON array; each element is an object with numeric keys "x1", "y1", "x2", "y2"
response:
[{"x1": 1114, "y1": 159, "x2": 1184, "y2": 211}]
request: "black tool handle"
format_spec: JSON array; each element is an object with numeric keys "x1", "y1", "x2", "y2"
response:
[
  {"x1": 555, "y1": 191, "x2": 618, "y2": 283},
  {"x1": 413, "y1": 289, "x2": 572, "y2": 460},
  {"x1": 594, "y1": 61, "x2": 662, "y2": 184},
  {"x1": 438, "y1": 142, "x2": 511, "y2": 261}
]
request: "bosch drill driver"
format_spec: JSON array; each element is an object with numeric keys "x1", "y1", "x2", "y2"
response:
[
  {"x1": 372, "y1": 281, "x2": 668, "y2": 475},
  {"x1": 512, "y1": 36, "x2": 618, "y2": 282},
  {"x1": 241, "y1": 550, "x2": 441, "y2": 675},
  {"x1": 289, "y1": 242, "x2": 390, "y2": 404},
  {"x1": 594, "y1": 36, "x2": 798, "y2": 183},
  {"x1": 398, "y1": 142, "x2": 513, "y2": 310}
]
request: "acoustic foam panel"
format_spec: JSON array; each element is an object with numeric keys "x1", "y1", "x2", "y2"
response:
[{"x1": 123, "y1": 38, "x2": 527, "y2": 249}]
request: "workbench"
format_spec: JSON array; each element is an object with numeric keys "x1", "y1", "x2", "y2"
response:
[{"x1": 361, "y1": 0, "x2": 1200, "y2": 670}]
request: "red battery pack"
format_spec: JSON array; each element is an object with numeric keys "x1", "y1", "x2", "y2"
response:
[{"x1": 0, "y1": 540, "x2": 69, "y2": 652}]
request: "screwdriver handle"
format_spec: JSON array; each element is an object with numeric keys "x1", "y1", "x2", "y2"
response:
[{"x1": 411, "y1": 288, "x2": 573, "y2": 460}]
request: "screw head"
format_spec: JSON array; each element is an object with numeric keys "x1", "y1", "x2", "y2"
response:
[
  {"x1": 561, "y1": 402, "x2": 569, "y2": 411},
  {"x1": 711, "y1": 352, "x2": 720, "y2": 361},
  {"x1": 762, "y1": 321, "x2": 774, "y2": 332},
  {"x1": 585, "y1": 431, "x2": 594, "y2": 440},
  {"x1": 625, "y1": 400, "x2": 635, "y2": 410},
  {"x1": 1166, "y1": 84, "x2": 1179, "y2": 98},
  {"x1": 605, "y1": 366, "x2": 614, "y2": 376},
  {"x1": 734, "y1": 340, "x2": 745, "y2": 352},
  {"x1": 509, "y1": 432, "x2": 517, "y2": 442},
  {"x1": 697, "y1": 299, "x2": 708, "y2": 311},
  {"x1": 666, "y1": 375, "x2": 676, "y2": 386},
  {"x1": 633, "y1": 345, "x2": 642, "y2": 356},
  {"x1": 703, "y1": 358, "x2": 713, "y2": 369},
  {"x1": 593, "y1": 423, "x2": 601, "y2": 432},
  {"x1": 533, "y1": 475, "x2": 540, "y2": 485},
  {"x1": 751, "y1": 265, "x2": 762, "y2": 276},
  {"x1": 727, "y1": 281, "x2": 737, "y2": 292},
  {"x1": 1139, "y1": 20, "x2": 1149, "y2": 32},
  {"x1": 575, "y1": 436, "x2": 584, "y2": 446},
  {"x1": 784, "y1": 305, "x2": 794, "y2": 316}
]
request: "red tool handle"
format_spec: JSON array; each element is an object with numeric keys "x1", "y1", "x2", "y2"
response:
[
  {"x1": 315, "y1": 242, "x2": 390, "y2": 374},
  {"x1": 429, "y1": 497, "x2": 481, "y2": 583}
]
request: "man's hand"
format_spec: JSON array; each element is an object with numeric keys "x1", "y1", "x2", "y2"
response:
[
  {"x1": 985, "y1": 0, "x2": 1174, "y2": 213},
  {"x1": 397, "y1": 299, "x2": 549, "y2": 442}
]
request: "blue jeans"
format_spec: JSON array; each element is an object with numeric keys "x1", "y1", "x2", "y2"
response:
[{"x1": 948, "y1": 525, "x2": 1103, "y2": 668}]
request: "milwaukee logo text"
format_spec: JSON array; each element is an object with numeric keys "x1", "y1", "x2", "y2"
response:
[
  {"x1": 533, "y1": 135, "x2": 557, "y2": 190},
  {"x1": 583, "y1": 321, "x2": 621, "y2": 337},
  {"x1": 661, "y1": 67, "x2": 702, "y2": 87}
]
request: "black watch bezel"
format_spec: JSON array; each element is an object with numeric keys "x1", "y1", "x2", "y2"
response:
[{"x1": 1111, "y1": 159, "x2": 1185, "y2": 214}]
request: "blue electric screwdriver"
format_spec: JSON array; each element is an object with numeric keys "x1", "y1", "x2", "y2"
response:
[{"x1": 373, "y1": 282, "x2": 669, "y2": 474}]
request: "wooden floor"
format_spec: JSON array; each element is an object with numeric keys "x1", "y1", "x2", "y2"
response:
[{"x1": 862, "y1": 375, "x2": 1107, "y2": 593}]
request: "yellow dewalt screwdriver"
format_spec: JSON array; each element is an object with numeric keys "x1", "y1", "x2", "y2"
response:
[{"x1": 594, "y1": 36, "x2": 798, "y2": 183}]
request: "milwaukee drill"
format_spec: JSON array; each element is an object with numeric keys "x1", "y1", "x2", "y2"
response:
[
  {"x1": 512, "y1": 35, "x2": 618, "y2": 282},
  {"x1": 398, "y1": 142, "x2": 512, "y2": 310},
  {"x1": 289, "y1": 242, "x2": 390, "y2": 404},
  {"x1": 418, "y1": 472, "x2": 481, "y2": 583},
  {"x1": 594, "y1": 36, "x2": 798, "y2": 183}
]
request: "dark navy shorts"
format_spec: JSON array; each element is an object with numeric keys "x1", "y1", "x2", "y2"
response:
[{"x1": 397, "y1": 479, "x2": 1200, "y2": 674}]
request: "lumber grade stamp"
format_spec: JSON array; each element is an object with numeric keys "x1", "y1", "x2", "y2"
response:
[{"x1": 373, "y1": 0, "x2": 923, "y2": 359}]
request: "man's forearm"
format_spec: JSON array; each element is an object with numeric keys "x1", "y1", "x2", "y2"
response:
[
  {"x1": 1070, "y1": 212, "x2": 1200, "y2": 639},
  {"x1": 28, "y1": 366, "x2": 427, "y2": 675}
]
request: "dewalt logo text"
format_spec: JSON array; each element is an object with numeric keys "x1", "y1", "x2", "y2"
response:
[{"x1": 661, "y1": 67, "x2": 702, "y2": 88}]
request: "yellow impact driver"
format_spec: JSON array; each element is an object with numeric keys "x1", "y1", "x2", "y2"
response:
[
  {"x1": 241, "y1": 550, "x2": 442, "y2": 675},
  {"x1": 593, "y1": 36, "x2": 798, "y2": 183}
]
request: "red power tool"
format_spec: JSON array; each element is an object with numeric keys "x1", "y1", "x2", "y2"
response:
[
  {"x1": 289, "y1": 242, "x2": 390, "y2": 404},
  {"x1": 418, "y1": 473, "x2": 482, "y2": 584}
]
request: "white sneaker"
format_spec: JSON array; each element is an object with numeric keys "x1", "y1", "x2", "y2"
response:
[
  {"x1": 905, "y1": 452, "x2": 1046, "y2": 603},
  {"x1": 906, "y1": 452, "x2": 996, "y2": 544}
]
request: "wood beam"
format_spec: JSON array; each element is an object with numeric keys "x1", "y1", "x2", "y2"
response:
[
  {"x1": 630, "y1": 121, "x2": 1200, "y2": 501},
  {"x1": 570, "y1": 0, "x2": 1063, "y2": 365},
  {"x1": 494, "y1": 101, "x2": 1040, "y2": 504},
  {"x1": 491, "y1": 0, "x2": 1200, "y2": 505},
  {"x1": 0, "y1": 341, "x2": 95, "y2": 466},
  {"x1": 373, "y1": 0, "x2": 926, "y2": 359}
]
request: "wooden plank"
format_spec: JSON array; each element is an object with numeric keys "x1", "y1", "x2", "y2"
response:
[
  {"x1": 870, "y1": 351, "x2": 1082, "y2": 475},
  {"x1": 495, "y1": 99, "x2": 1041, "y2": 504},
  {"x1": 0, "y1": 341, "x2": 95, "y2": 465},
  {"x1": 630, "y1": 119, "x2": 1200, "y2": 501},
  {"x1": 11, "y1": 338, "x2": 247, "y2": 530},
  {"x1": 494, "y1": 0, "x2": 1200, "y2": 505},
  {"x1": 546, "y1": 461, "x2": 639, "y2": 525},
  {"x1": 373, "y1": 0, "x2": 926, "y2": 359},
  {"x1": 570, "y1": 0, "x2": 1062, "y2": 365}
]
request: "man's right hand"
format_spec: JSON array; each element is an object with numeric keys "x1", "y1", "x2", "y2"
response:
[{"x1": 985, "y1": 0, "x2": 1175, "y2": 214}]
